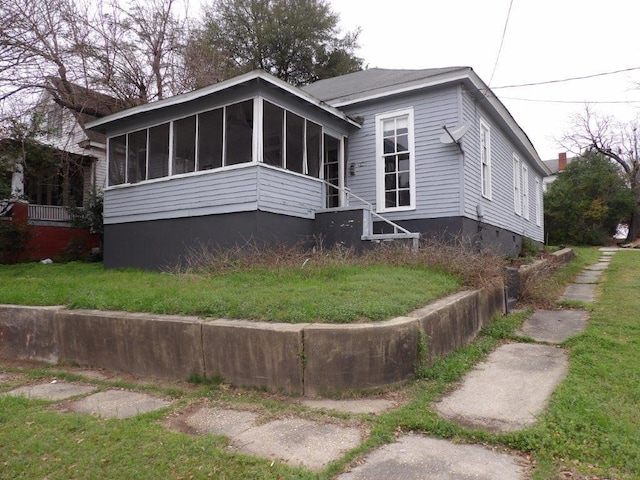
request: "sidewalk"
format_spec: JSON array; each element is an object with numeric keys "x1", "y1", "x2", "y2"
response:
[{"x1": 0, "y1": 249, "x2": 613, "y2": 478}]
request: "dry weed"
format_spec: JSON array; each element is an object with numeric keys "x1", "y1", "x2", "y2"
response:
[{"x1": 171, "y1": 235, "x2": 507, "y2": 289}]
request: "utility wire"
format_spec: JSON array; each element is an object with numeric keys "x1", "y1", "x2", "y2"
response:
[
  {"x1": 492, "y1": 66, "x2": 640, "y2": 89},
  {"x1": 500, "y1": 96, "x2": 640, "y2": 104},
  {"x1": 488, "y1": 0, "x2": 514, "y2": 86}
]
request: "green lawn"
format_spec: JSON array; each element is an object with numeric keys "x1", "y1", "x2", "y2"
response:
[{"x1": 0, "y1": 262, "x2": 459, "y2": 323}]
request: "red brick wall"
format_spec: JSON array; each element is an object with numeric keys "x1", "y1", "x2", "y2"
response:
[{"x1": 3, "y1": 202, "x2": 100, "y2": 263}]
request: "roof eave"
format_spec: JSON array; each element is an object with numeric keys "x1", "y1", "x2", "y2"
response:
[
  {"x1": 465, "y1": 71, "x2": 551, "y2": 176},
  {"x1": 326, "y1": 67, "x2": 473, "y2": 108},
  {"x1": 85, "y1": 70, "x2": 361, "y2": 132}
]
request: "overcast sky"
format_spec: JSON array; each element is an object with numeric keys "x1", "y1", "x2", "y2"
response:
[{"x1": 328, "y1": 0, "x2": 640, "y2": 161}]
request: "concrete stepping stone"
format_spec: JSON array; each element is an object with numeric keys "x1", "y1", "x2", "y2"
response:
[
  {"x1": 234, "y1": 417, "x2": 363, "y2": 471},
  {"x1": 573, "y1": 270, "x2": 602, "y2": 284},
  {"x1": 181, "y1": 407, "x2": 259, "y2": 437},
  {"x1": 173, "y1": 407, "x2": 363, "y2": 471},
  {"x1": 560, "y1": 284, "x2": 596, "y2": 302},
  {"x1": 300, "y1": 398, "x2": 396, "y2": 415},
  {"x1": 585, "y1": 262, "x2": 610, "y2": 271},
  {"x1": 434, "y1": 343, "x2": 568, "y2": 432},
  {"x1": 4, "y1": 382, "x2": 97, "y2": 401},
  {"x1": 338, "y1": 434, "x2": 525, "y2": 480},
  {"x1": 67, "y1": 389, "x2": 171, "y2": 419},
  {"x1": 516, "y1": 310, "x2": 588, "y2": 343}
]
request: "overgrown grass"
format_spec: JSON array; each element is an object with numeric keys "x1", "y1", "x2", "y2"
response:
[
  {"x1": 0, "y1": 239, "x2": 509, "y2": 323},
  {"x1": 0, "y1": 261, "x2": 459, "y2": 323}
]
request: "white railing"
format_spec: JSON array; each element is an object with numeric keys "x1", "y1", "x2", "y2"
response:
[
  {"x1": 28, "y1": 204, "x2": 74, "y2": 222},
  {"x1": 321, "y1": 180, "x2": 420, "y2": 250}
]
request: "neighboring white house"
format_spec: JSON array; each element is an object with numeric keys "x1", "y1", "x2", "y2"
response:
[
  {"x1": 6, "y1": 80, "x2": 123, "y2": 218},
  {"x1": 86, "y1": 68, "x2": 551, "y2": 270}
]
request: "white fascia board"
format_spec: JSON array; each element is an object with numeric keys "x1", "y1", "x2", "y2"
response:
[{"x1": 86, "y1": 70, "x2": 361, "y2": 131}]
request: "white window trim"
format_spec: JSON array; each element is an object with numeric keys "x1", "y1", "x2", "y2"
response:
[
  {"x1": 375, "y1": 107, "x2": 416, "y2": 213},
  {"x1": 513, "y1": 153, "x2": 521, "y2": 216},
  {"x1": 480, "y1": 118, "x2": 492, "y2": 200},
  {"x1": 535, "y1": 178, "x2": 542, "y2": 226},
  {"x1": 522, "y1": 163, "x2": 530, "y2": 220}
]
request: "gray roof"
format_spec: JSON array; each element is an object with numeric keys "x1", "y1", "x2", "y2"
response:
[{"x1": 302, "y1": 67, "x2": 469, "y2": 105}]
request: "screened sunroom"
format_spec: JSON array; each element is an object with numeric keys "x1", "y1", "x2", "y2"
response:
[{"x1": 86, "y1": 71, "x2": 360, "y2": 268}]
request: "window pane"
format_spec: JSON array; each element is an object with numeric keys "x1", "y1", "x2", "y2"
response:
[
  {"x1": 385, "y1": 191, "x2": 396, "y2": 208},
  {"x1": 383, "y1": 119, "x2": 395, "y2": 136},
  {"x1": 263, "y1": 101, "x2": 283, "y2": 167},
  {"x1": 398, "y1": 172, "x2": 410, "y2": 189},
  {"x1": 127, "y1": 129, "x2": 147, "y2": 183},
  {"x1": 173, "y1": 116, "x2": 196, "y2": 175},
  {"x1": 286, "y1": 111, "x2": 304, "y2": 173},
  {"x1": 306, "y1": 121, "x2": 321, "y2": 177},
  {"x1": 108, "y1": 135, "x2": 126, "y2": 185},
  {"x1": 385, "y1": 173, "x2": 396, "y2": 190},
  {"x1": 148, "y1": 123, "x2": 169, "y2": 179},
  {"x1": 384, "y1": 157, "x2": 395, "y2": 173},
  {"x1": 198, "y1": 108, "x2": 223, "y2": 170},
  {"x1": 383, "y1": 138, "x2": 394, "y2": 154},
  {"x1": 398, "y1": 155, "x2": 410, "y2": 172},
  {"x1": 226, "y1": 100, "x2": 253, "y2": 165},
  {"x1": 396, "y1": 134, "x2": 408, "y2": 152},
  {"x1": 398, "y1": 189, "x2": 410, "y2": 206}
]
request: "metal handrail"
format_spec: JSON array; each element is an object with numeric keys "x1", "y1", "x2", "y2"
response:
[{"x1": 320, "y1": 180, "x2": 418, "y2": 238}]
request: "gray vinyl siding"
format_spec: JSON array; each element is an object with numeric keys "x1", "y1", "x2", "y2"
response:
[
  {"x1": 104, "y1": 164, "x2": 323, "y2": 225},
  {"x1": 461, "y1": 87, "x2": 544, "y2": 242},
  {"x1": 257, "y1": 165, "x2": 323, "y2": 218},
  {"x1": 342, "y1": 85, "x2": 462, "y2": 221},
  {"x1": 104, "y1": 166, "x2": 259, "y2": 224}
]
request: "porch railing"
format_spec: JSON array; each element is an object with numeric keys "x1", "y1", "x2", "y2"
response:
[
  {"x1": 321, "y1": 181, "x2": 420, "y2": 250},
  {"x1": 28, "y1": 204, "x2": 74, "y2": 222}
]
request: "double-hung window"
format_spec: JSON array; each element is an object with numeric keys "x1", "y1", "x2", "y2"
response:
[
  {"x1": 535, "y1": 178, "x2": 542, "y2": 226},
  {"x1": 513, "y1": 154, "x2": 521, "y2": 215},
  {"x1": 522, "y1": 164, "x2": 530, "y2": 220},
  {"x1": 376, "y1": 108, "x2": 415, "y2": 212},
  {"x1": 480, "y1": 119, "x2": 492, "y2": 199}
]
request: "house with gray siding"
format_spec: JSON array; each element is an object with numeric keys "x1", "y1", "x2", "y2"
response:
[{"x1": 86, "y1": 68, "x2": 550, "y2": 270}]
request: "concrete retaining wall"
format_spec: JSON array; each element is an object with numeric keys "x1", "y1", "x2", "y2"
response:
[{"x1": 0, "y1": 281, "x2": 506, "y2": 395}]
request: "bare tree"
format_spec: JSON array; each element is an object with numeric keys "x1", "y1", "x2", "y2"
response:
[
  {"x1": 0, "y1": 0, "x2": 192, "y2": 122},
  {"x1": 562, "y1": 106, "x2": 640, "y2": 241}
]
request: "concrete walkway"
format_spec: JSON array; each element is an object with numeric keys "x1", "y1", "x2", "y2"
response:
[{"x1": 0, "y1": 249, "x2": 613, "y2": 478}]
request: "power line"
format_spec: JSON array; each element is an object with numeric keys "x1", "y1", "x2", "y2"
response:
[
  {"x1": 492, "y1": 66, "x2": 640, "y2": 89},
  {"x1": 488, "y1": 0, "x2": 514, "y2": 86},
  {"x1": 499, "y1": 96, "x2": 640, "y2": 104}
]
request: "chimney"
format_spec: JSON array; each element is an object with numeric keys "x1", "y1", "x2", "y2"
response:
[{"x1": 558, "y1": 152, "x2": 567, "y2": 171}]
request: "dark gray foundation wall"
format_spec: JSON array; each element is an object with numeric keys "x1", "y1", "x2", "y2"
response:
[
  {"x1": 104, "y1": 210, "x2": 526, "y2": 270},
  {"x1": 375, "y1": 217, "x2": 523, "y2": 257},
  {"x1": 104, "y1": 210, "x2": 315, "y2": 270}
]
